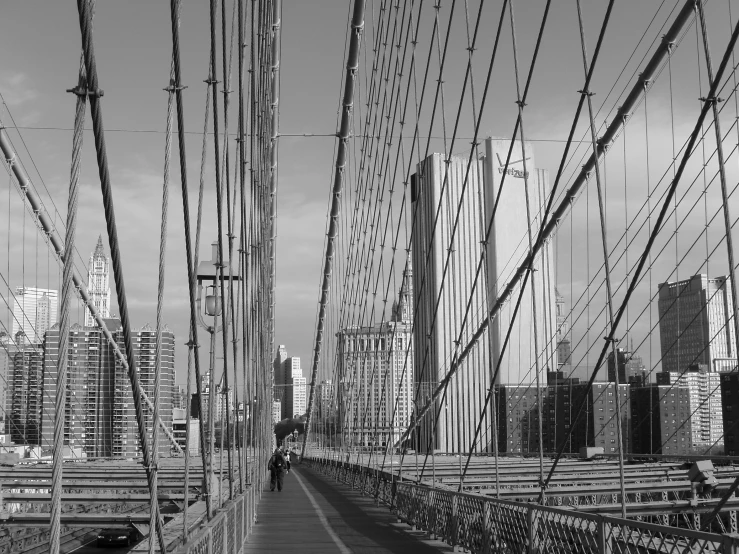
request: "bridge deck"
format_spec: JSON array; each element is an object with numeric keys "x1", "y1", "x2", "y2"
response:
[{"x1": 245, "y1": 464, "x2": 453, "y2": 553}]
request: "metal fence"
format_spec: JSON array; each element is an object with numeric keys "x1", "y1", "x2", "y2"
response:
[
  {"x1": 306, "y1": 456, "x2": 739, "y2": 554},
  {"x1": 171, "y1": 483, "x2": 259, "y2": 554}
]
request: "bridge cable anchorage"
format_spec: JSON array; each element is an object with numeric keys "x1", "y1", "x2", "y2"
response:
[
  {"x1": 396, "y1": 0, "x2": 700, "y2": 450},
  {"x1": 302, "y1": 0, "x2": 367, "y2": 460},
  {"x1": 73, "y1": 0, "x2": 167, "y2": 550},
  {"x1": 50, "y1": 53, "x2": 88, "y2": 554}
]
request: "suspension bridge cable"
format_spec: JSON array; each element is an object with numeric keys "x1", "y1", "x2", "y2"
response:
[
  {"x1": 302, "y1": 0, "x2": 368, "y2": 458},
  {"x1": 74, "y1": 0, "x2": 166, "y2": 548},
  {"x1": 542, "y1": 11, "x2": 739, "y2": 497}
]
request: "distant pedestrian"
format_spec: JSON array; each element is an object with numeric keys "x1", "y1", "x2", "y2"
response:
[{"x1": 268, "y1": 447, "x2": 289, "y2": 491}]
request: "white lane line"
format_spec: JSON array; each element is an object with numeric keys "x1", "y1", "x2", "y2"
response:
[{"x1": 292, "y1": 470, "x2": 352, "y2": 554}]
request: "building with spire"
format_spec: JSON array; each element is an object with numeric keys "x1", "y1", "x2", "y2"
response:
[{"x1": 85, "y1": 236, "x2": 111, "y2": 327}]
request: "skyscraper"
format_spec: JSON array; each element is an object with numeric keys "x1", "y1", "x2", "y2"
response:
[
  {"x1": 8, "y1": 343, "x2": 44, "y2": 445},
  {"x1": 12, "y1": 287, "x2": 58, "y2": 343},
  {"x1": 338, "y1": 263, "x2": 414, "y2": 448},
  {"x1": 410, "y1": 138, "x2": 555, "y2": 453},
  {"x1": 41, "y1": 323, "x2": 116, "y2": 457},
  {"x1": 658, "y1": 274, "x2": 737, "y2": 374},
  {"x1": 85, "y1": 236, "x2": 111, "y2": 327},
  {"x1": 113, "y1": 323, "x2": 175, "y2": 457}
]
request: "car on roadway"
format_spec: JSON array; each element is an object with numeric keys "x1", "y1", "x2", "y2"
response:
[{"x1": 96, "y1": 527, "x2": 141, "y2": 548}]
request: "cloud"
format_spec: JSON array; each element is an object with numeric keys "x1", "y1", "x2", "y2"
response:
[{"x1": 0, "y1": 73, "x2": 39, "y2": 108}]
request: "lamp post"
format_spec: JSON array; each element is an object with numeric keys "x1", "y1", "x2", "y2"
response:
[{"x1": 195, "y1": 241, "x2": 240, "y2": 510}]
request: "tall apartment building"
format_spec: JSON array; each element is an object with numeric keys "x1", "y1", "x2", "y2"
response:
[
  {"x1": 631, "y1": 384, "x2": 693, "y2": 456},
  {"x1": 12, "y1": 287, "x2": 58, "y2": 344},
  {"x1": 0, "y1": 332, "x2": 23, "y2": 430},
  {"x1": 656, "y1": 366, "x2": 723, "y2": 447},
  {"x1": 7, "y1": 343, "x2": 43, "y2": 445},
  {"x1": 658, "y1": 274, "x2": 737, "y2": 374},
  {"x1": 41, "y1": 323, "x2": 116, "y2": 457},
  {"x1": 282, "y1": 357, "x2": 306, "y2": 419},
  {"x1": 113, "y1": 323, "x2": 174, "y2": 458},
  {"x1": 411, "y1": 138, "x2": 556, "y2": 453},
  {"x1": 84, "y1": 236, "x2": 111, "y2": 327}
]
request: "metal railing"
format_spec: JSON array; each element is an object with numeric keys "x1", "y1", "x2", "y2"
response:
[
  {"x1": 307, "y1": 456, "x2": 739, "y2": 554},
  {"x1": 171, "y1": 485, "x2": 258, "y2": 554}
]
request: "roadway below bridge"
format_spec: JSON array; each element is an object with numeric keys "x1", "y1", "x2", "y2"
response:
[{"x1": 245, "y1": 464, "x2": 454, "y2": 553}]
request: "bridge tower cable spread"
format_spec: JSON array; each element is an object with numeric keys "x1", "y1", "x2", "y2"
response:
[{"x1": 302, "y1": 0, "x2": 367, "y2": 459}]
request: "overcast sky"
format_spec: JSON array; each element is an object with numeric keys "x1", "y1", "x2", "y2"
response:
[{"x1": 1, "y1": 1, "x2": 737, "y2": 388}]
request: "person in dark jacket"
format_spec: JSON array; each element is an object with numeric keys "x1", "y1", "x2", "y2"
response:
[{"x1": 268, "y1": 447, "x2": 290, "y2": 491}]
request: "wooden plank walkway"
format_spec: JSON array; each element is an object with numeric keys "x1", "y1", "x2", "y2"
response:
[{"x1": 244, "y1": 464, "x2": 454, "y2": 553}]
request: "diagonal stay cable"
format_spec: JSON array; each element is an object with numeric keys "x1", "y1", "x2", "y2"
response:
[
  {"x1": 398, "y1": 0, "x2": 701, "y2": 448},
  {"x1": 543, "y1": 10, "x2": 739, "y2": 499}
]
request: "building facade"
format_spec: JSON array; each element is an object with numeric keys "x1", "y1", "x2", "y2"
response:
[
  {"x1": 41, "y1": 323, "x2": 116, "y2": 457},
  {"x1": 720, "y1": 373, "x2": 739, "y2": 456},
  {"x1": 631, "y1": 384, "x2": 693, "y2": 456},
  {"x1": 84, "y1": 236, "x2": 111, "y2": 327},
  {"x1": 411, "y1": 138, "x2": 556, "y2": 453},
  {"x1": 112, "y1": 323, "x2": 175, "y2": 458},
  {"x1": 12, "y1": 287, "x2": 58, "y2": 344},
  {"x1": 658, "y1": 274, "x2": 737, "y2": 374},
  {"x1": 8, "y1": 344, "x2": 43, "y2": 445},
  {"x1": 656, "y1": 366, "x2": 723, "y2": 448},
  {"x1": 338, "y1": 321, "x2": 414, "y2": 448}
]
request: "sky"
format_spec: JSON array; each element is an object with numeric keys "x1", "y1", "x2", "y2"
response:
[{"x1": 0, "y1": 0, "x2": 738, "y2": 389}]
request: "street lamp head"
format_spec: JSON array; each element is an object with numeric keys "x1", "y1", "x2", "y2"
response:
[{"x1": 205, "y1": 285, "x2": 222, "y2": 316}]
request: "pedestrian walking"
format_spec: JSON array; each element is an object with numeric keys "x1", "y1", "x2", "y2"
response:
[{"x1": 268, "y1": 447, "x2": 289, "y2": 491}]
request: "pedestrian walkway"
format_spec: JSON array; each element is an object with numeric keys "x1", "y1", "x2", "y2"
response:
[{"x1": 244, "y1": 464, "x2": 454, "y2": 553}]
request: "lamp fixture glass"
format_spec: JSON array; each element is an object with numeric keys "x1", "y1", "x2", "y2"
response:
[{"x1": 205, "y1": 285, "x2": 222, "y2": 316}]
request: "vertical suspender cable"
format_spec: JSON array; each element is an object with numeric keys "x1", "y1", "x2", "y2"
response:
[
  {"x1": 572, "y1": 0, "x2": 626, "y2": 518},
  {"x1": 397, "y1": 0, "x2": 701, "y2": 444},
  {"x1": 49, "y1": 57, "x2": 87, "y2": 554},
  {"x1": 267, "y1": 0, "x2": 282, "y2": 415},
  {"x1": 695, "y1": 1, "x2": 739, "y2": 372},
  {"x1": 149, "y1": 49, "x2": 176, "y2": 554},
  {"x1": 302, "y1": 0, "x2": 367, "y2": 459},
  {"x1": 73, "y1": 0, "x2": 167, "y2": 550},
  {"x1": 168, "y1": 0, "x2": 212, "y2": 519}
]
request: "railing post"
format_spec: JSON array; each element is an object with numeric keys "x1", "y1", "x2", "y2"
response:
[
  {"x1": 527, "y1": 507, "x2": 539, "y2": 554},
  {"x1": 483, "y1": 501, "x2": 493, "y2": 554},
  {"x1": 597, "y1": 518, "x2": 612, "y2": 554},
  {"x1": 451, "y1": 494, "x2": 459, "y2": 551},
  {"x1": 428, "y1": 489, "x2": 436, "y2": 539}
]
